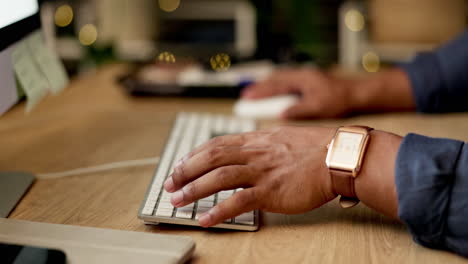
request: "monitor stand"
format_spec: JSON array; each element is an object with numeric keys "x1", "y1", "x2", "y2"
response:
[{"x1": 0, "y1": 172, "x2": 35, "y2": 218}]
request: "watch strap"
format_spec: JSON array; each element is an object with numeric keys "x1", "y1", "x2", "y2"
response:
[
  {"x1": 330, "y1": 170, "x2": 356, "y2": 198},
  {"x1": 330, "y1": 170, "x2": 359, "y2": 208},
  {"x1": 329, "y1": 126, "x2": 374, "y2": 209}
]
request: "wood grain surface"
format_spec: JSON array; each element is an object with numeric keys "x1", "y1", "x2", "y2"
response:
[{"x1": 1, "y1": 65, "x2": 467, "y2": 263}]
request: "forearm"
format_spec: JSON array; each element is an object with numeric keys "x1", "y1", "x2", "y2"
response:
[
  {"x1": 354, "y1": 130, "x2": 402, "y2": 219},
  {"x1": 345, "y1": 68, "x2": 416, "y2": 113}
]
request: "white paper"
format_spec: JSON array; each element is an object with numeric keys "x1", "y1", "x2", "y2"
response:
[
  {"x1": 12, "y1": 40, "x2": 49, "y2": 113},
  {"x1": 27, "y1": 30, "x2": 69, "y2": 94},
  {"x1": 0, "y1": 46, "x2": 18, "y2": 116}
]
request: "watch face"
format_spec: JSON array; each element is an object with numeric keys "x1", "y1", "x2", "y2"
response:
[{"x1": 328, "y1": 131, "x2": 365, "y2": 171}]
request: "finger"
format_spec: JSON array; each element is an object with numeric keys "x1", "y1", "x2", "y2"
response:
[
  {"x1": 198, "y1": 188, "x2": 260, "y2": 227},
  {"x1": 280, "y1": 102, "x2": 314, "y2": 120},
  {"x1": 170, "y1": 165, "x2": 254, "y2": 207},
  {"x1": 241, "y1": 82, "x2": 275, "y2": 99},
  {"x1": 165, "y1": 146, "x2": 261, "y2": 192},
  {"x1": 242, "y1": 81, "x2": 296, "y2": 99}
]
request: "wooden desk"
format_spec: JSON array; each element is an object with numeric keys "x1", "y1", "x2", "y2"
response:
[{"x1": 1, "y1": 65, "x2": 468, "y2": 263}]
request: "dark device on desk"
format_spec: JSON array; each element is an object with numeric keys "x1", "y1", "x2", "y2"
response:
[
  {"x1": 119, "y1": 65, "x2": 245, "y2": 98},
  {"x1": 119, "y1": 60, "x2": 274, "y2": 98},
  {"x1": 0, "y1": 0, "x2": 40, "y2": 217},
  {"x1": 157, "y1": 0, "x2": 256, "y2": 59},
  {"x1": 0, "y1": 242, "x2": 67, "y2": 264}
]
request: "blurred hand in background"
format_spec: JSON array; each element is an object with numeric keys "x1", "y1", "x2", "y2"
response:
[{"x1": 241, "y1": 67, "x2": 416, "y2": 120}]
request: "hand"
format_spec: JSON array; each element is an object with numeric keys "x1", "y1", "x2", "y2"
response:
[
  {"x1": 163, "y1": 126, "x2": 338, "y2": 227},
  {"x1": 241, "y1": 68, "x2": 353, "y2": 119},
  {"x1": 241, "y1": 67, "x2": 415, "y2": 119}
]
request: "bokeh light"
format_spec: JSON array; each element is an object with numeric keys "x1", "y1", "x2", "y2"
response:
[
  {"x1": 159, "y1": 0, "x2": 180, "y2": 12},
  {"x1": 210, "y1": 53, "x2": 231, "y2": 72},
  {"x1": 157, "y1": 51, "x2": 176, "y2": 63},
  {"x1": 54, "y1": 4, "x2": 74, "y2": 27},
  {"x1": 79, "y1": 24, "x2": 98, "y2": 46},
  {"x1": 345, "y1": 9, "x2": 365, "y2": 32},
  {"x1": 362, "y1": 52, "x2": 380, "y2": 73}
]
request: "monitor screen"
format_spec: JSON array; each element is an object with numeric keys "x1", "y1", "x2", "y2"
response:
[
  {"x1": 0, "y1": 0, "x2": 39, "y2": 29},
  {"x1": 0, "y1": 0, "x2": 40, "y2": 51}
]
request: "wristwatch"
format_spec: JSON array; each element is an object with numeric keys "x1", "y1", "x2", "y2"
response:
[{"x1": 325, "y1": 126, "x2": 374, "y2": 208}]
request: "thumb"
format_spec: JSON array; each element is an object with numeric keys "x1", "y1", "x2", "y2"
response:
[
  {"x1": 280, "y1": 103, "x2": 312, "y2": 120},
  {"x1": 242, "y1": 82, "x2": 293, "y2": 99}
]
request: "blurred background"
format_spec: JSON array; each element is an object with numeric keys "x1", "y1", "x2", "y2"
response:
[{"x1": 39, "y1": 0, "x2": 467, "y2": 75}]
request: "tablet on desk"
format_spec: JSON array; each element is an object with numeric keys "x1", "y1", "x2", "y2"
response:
[
  {"x1": 0, "y1": 242, "x2": 66, "y2": 264},
  {"x1": 0, "y1": 219, "x2": 195, "y2": 264}
]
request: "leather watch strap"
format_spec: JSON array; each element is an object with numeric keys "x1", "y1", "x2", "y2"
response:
[
  {"x1": 330, "y1": 170, "x2": 356, "y2": 198},
  {"x1": 328, "y1": 126, "x2": 374, "y2": 209},
  {"x1": 330, "y1": 170, "x2": 359, "y2": 208}
]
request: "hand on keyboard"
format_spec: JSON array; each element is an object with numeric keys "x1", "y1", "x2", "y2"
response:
[{"x1": 163, "y1": 126, "x2": 339, "y2": 228}]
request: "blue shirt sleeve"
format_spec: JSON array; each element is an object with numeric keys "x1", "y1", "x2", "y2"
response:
[
  {"x1": 400, "y1": 31, "x2": 468, "y2": 113},
  {"x1": 396, "y1": 134, "x2": 468, "y2": 257}
]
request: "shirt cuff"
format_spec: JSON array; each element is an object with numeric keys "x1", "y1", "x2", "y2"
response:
[
  {"x1": 395, "y1": 133, "x2": 466, "y2": 255},
  {"x1": 400, "y1": 54, "x2": 444, "y2": 113}
]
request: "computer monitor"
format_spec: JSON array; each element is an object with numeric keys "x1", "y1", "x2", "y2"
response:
[
  {"x1": 0, "y1": 0, "x2": 40, "y2": 218},
  {"x1": 0, "y1": 0, "x2": 41, "y2": 114},
  {"x1": 0, "y1": 0, "x2": 40, "y2": 51},
  {"x1": 158, "y1": 0, "x2": 256, "y2": 59}
]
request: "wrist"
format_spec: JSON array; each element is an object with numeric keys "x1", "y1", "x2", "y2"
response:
[
  {"x1": 319, "y1": 127, "x2": 341, "y2": 202},
  {"x1": 346, "y1": 75, "x2": 382, "y2": 113},
  {"x1": 345, "y1": 69, "x2": 416, "y2": 114},
  {"x1": 354, "y1": 130, "x2": 402, "y2": 219}
]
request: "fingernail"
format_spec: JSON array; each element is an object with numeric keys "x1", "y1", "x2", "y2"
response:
[
  {"x1": 164, "y1": 177, "x2": 175, "y2": 192},
  {"x1": 171, "y1": 190, "x2": 184, "y2": 206},
  {"x1": 199, "y1": 213, "x2": 212, "y2": 227}
]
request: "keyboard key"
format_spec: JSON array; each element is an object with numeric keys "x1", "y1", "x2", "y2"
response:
[
  {"x1": 158, "y1": 202, "x2": 175, "y2": 210},
  {"x1": 227, "y1": 118, "x2": 240, "y2": 134},
  {"x1": 197, "y1": 200, "x2": 214, "y2": 208},
  {"x1": 142, "y1": 206, "x2": 155, "y2": 216},
  {"x1": 156, "y1": 208, "x2": 174, "y2": 217},
  {"x1": 217, "y1": 190, "x2": 234, "y2": 201},
  {"x1": 176, "y1": 207, "x2": 194, "y2": 219},
  {"x1": 159, "y1": 195, "x2": 171, "y2": 202},
  {"x1": 241, "y1": 120, "x2": 256, "y2": 133},
  {"x1": 194, "y1": 114, "x2": 212, "y2": 147},
  {"x1": 170, "y1": 113, "x2": 199, "y2": 172},
  {"x1": 195, "y1": 207, "x2": 211, "y2": 220},
  {"x1": 235, "y1": 212, "x2": 254, "y2": 225},
  {"x1": 213, "y1": 115, "x2": 226, "y2": 134},
  {"x1": 147, "y1": 196, "x2": 158, "y2": 203}
]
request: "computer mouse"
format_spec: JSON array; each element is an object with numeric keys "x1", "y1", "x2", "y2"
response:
[{"x1": 233, "y1": 95, "x2": 300, "y2": 119}]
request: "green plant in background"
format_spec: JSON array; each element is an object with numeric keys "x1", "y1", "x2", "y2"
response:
[
  {"x1": 251, "y1": 0, "x2": 342, "y2": 65},
  {"x1": 289, "y1": 0, "x2": 342, "y2": 66}
]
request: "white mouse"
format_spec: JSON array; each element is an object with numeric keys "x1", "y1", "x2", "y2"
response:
[{"x1": 233, "y1": 95, "x2": 300, "y2": 119}]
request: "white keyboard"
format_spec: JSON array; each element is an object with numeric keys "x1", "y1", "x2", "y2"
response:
[{"x1": 138, "y1": 112, "x2": 259, "y2": 231}]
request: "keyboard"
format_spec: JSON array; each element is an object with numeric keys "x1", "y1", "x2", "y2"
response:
[{"x1": 138, "y1": 112, "x2": 259, "y2": 231}]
